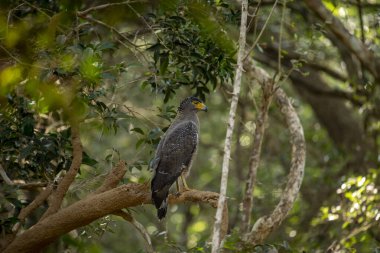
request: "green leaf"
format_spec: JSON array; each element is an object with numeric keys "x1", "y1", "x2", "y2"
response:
[
  {"x1": 97, "y1": 41, "x2": 115, "y2": 51},
  {"x1": 135, "y1": 139, "x2": 145, "y2": 149},
  {"x1": 131, "y1": 128, "x2": 144, "y2": 135},
  {"x1": 160, "y1": 52, "x2": 169, "y2": 75},
  {"x1": 82, "y1": 152, "x2": 98, "y2": 167}
]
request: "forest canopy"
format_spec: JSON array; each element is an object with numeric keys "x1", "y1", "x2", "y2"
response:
[{"x1": 0, "y1": 0, "x2": 379, "y2": 252}]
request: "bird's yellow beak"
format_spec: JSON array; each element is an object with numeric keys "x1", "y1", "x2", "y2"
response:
[{"x1": 194, "y1": 102, "x2": 208, "y2": 112}]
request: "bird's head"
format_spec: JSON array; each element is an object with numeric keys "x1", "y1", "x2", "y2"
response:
[{"x1": 178, "y1": 97, "x2": 208, "y2": 113}]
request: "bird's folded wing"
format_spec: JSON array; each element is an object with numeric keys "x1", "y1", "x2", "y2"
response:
[{"x1": 152, "y1": 121, "x2": 198, "y2": 189}]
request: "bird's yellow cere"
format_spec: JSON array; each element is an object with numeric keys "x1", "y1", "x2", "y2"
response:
[{"x1": 192, "y1": 101, "x2": 207, "y2": 111}]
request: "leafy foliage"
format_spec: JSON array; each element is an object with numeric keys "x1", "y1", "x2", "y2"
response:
[
  {"x1": 144, "y1": 9, "x2": 235, "y2": 101},
  {"x1": 313, "y1": 169, "x2": 380, "y2": 249},
  {"x1": 0, "y1": 95, "x2": 72, "y2": 180},
  {"x1": 1, "y1": 0, "x2": 380, "y2": 252}
]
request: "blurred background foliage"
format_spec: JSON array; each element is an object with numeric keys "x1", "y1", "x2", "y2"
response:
[{"x1": 0, "y1": 0, "x2": 379, "y2": 252}]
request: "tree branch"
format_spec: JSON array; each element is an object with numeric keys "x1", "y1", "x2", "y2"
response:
[
  {"x1": 77, "y1": 1, "x2": 143, "y2": 17},
  {"x1": 211, "y1": 1, "x2": 248, "y2": 252},
  {"x1": 41, "y1": 125, "x2": 83, "y2": 219},
  {"x1": 3, "y1": 183, "x2": 224, "y2": 253},
  {"x1": 241, "y1": 74, "x2": 273, "y2": 234},
  {"x1": 15, "y1": 185, "x2": 53, "y2": 228},
  {"x1": 327, "y1": 221, "x2": 378, "y2": 252},
  {"x1": 243, "y1": 0, "x2": 279, "y2": 60},
  {"x1": 254, "y1": 52, "x2": 363, "y2": 106},
  {"x1": 93, "y1": 160, "x2": 127, "y2": 194},
  {"x1": 0, "y1": 164, "x2": 13, "y2": 185},
  {"x1": 245, "y1": 65, "x2": 306, "y2": 244},
  {"x1": 14, "y1": 182, "x2": 48, "y2": 189},
  {"x1": 76, "y1": 14, "x2": 149, "y2": 64},
  {"x1": 113, "y1": 210, "x2": 154, "y2": 253},
  {"x1": 303, "y1": 61, "x2": 348, "y2": 83},
  {"x1": 304, "y1": 0, "x2": 380, "y2": 79}
]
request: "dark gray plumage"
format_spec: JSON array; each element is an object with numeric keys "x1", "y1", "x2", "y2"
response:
[{"x1": 151, "y1": 97, "x2": 208, "y2": 219}]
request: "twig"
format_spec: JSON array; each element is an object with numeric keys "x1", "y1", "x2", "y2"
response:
[
  {"x1": 76, "y1": 14, "x2": 149, "y2": 65},
  {"x1": 6, "y1": 3, "x2": 25, "y2": 34},
  {"x1": 0, "y1": 44, "x2": 48, "y2": 70},
  {"x1": 12, "y1": 184, "x2": 54, "y2": 233},
  {"x1": 125, "y1": 2, "x2": 170, "y2": 51},
  {"x1": 76, "y1": 15, "x2": 135, "y2": 47},
  {"x1": 327, "y1": 221, "x2": 377, "y2": 252},
  {"x1": 22, "y1": 0, "x2": 53, "y2": 18},
  {"x1": 246, "y1": 0, "x2": 262, "y2": 33},
  {"x1": 340, "y1": 221, "x2": 377, "y2": 244},
  {"x1": 356, "y1": 0, "x2": 365, "y2": 43},
  {"x1": 211, "y1": 1, "x2": 248, "y2": 252},
  {"x1": 113, "y1": 209, "x2": 154, "y2": 253},
  {"x1": 0, "y1": 164, "x2": 13, "y2": 185},
  {"x1": 278, "y1": 0, "x2": 286, "y2": 73},
  {"x1": 243, "y1": 0, "x2": 279, "y2": 61},
  {"x1": 11, "y1": 171, "x2": 65, "y2": 234},
  {"x1": 77, "y1": 1, "x2": 143, "y2": 17}
]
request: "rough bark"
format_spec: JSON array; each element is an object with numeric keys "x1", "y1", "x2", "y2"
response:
[
  {"x1": 93, "y1": 160, "x2": 127, "y2": 194},
  {"x1": 16, "y1": 185, "x2": 53, "y2": 225},
  {"x1": 245, "y1": 65, "x2": 306, "y2": 244},
  {"x1": 3, "y1": 184, "x2": 225, "y2": 253},
  {"x1": 241, "y1": 78, "x2": 273, "y2": 233},
  {"x1": 254, "y1": 49, "x2": 374, "y2": 232},
  {"x1": 211, "y1": 0, "x2": 248, "y2": 252}
]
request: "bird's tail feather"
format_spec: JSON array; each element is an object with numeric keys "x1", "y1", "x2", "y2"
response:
[
  {"x1": 157, "y1": 199, "x2": 167, "y2": 220},
  {"x1": 152, "y1": 188, "x2": 169, "y2": 220}
]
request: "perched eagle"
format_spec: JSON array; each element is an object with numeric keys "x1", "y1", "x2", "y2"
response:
[{"x1": 151, "y1": 97, "x2": 208, "y2": 219}]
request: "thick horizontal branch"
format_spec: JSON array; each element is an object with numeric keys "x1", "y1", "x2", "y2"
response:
[{"x1": 4, "y1": 183, "x2": 223, "y2": 253}]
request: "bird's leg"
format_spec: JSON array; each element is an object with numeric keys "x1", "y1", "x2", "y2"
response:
[
  {"x1": 174, "y1": 180, "x2": 182, "y2": 197},
  {"x1": 180, "y1": 174, "x2": 190, "y2": 191}
]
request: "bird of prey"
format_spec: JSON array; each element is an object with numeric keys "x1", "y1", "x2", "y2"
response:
[{"x1": 151, "y1": 96, "x2": 208, "y2": 219}]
